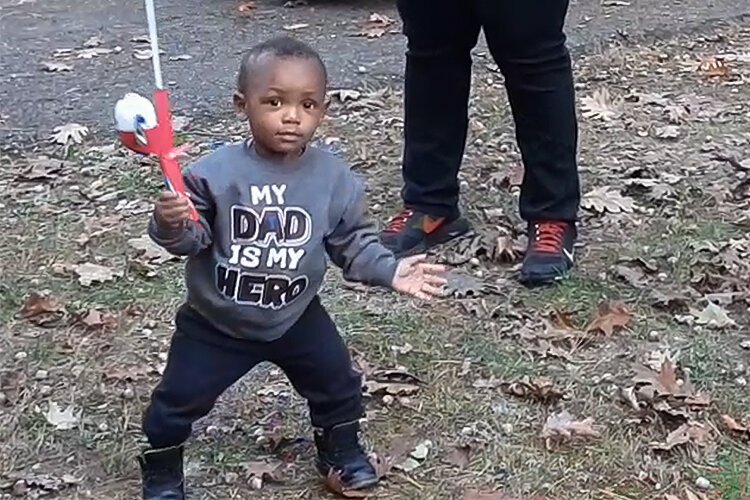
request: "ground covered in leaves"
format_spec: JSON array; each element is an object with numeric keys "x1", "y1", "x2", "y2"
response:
[{"x1": 2, "y1": 22, "x2": 750, "y2": 500}]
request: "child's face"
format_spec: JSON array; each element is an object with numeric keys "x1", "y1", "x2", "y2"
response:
[{"x1": 235, "y1": 57, "x2": 327, "y2": 159}]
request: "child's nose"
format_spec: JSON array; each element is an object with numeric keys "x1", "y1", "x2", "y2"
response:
[{"x1": 282, "y1": 106, "x2": 301, "y2": 123}]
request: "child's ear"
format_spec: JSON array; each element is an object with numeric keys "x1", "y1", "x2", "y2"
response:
[{"x1": 233, "y1": 91, "x2": 247, "y2": 114}]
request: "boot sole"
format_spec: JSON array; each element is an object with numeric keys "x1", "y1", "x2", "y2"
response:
[
  {"x1": 392, "y1": 217, "x2": 473, "y2": 259},
  {"x1": 317, "y1": 469, "x2": 380, "y2": 491}
]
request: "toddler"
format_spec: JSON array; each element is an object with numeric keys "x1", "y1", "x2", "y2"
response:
[{"x1": 137, "y1": 36, "x2": 446, "y2": 499}]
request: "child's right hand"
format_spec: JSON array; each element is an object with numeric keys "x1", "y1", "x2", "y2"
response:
[{"x1": 154, "y1": 191, "x2": 192, "y2": 230}]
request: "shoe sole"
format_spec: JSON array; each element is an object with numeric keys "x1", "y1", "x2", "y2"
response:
[
  {"x1": 316, "y1": 469, "x2": 379, "y2": 491},
  {"x1": 518, "y1": 267, "x2": 573, "y2": 288},
  {"x1": 392, "y1": 217, "x2": 473, "y2": 259}
]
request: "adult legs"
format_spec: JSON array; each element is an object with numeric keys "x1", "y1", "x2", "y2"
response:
[
  {"x1": 380, "y1": 0, "x2": 480, "y2": 257},
  {"x1": 479, "y1": 0, "x2": 580, "y2": 284}
]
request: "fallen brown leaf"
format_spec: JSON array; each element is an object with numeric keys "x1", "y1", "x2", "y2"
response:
[
  {"x1": 19, "y1": 293, "x2": 66, "y2": 326},
  {"x1": 17, "y1": 158, "x2": 69, "y2": 181},
  {"x1": 71, "y1": 262, "x2": 123, "y2": 287},
  {"x1": 721, "y1": 414, "x2": 749, "y2": 437},
  {"x1": 584, "y1": 301, "x2": 632, "y2": 335},
  {"x1": 324, "y1": 469, "x2": 369, "y2": 498},
  {"x1": 541, "y1": 410, "x2": 601, "y2": 445},
  {"x1": 503, "y1": 376, "x2": 564, "y2": 403},
  {"x1": 633, "y1": 359, "x2": 685, "y2": 397},
  {"x1": 78, "y1": 309, "x2": 118, "y2": 331},
  {"x1": 128, "y1": 235, "x2": 179, "y2": 265},
  {"x1": 237, "y1": 1, "x2": 256, "y2": 14},
  {"x1": 650, "y1": 422, "x2": 711, "y2": 451},
  {"x1": 364, "y1": 368, "x2": 423, "y2": 397},
  {"x1": 699, "y1": 57, "x2": 729, "y2": 77},
  {"x1": 581, "y1": 186, "x2": 636, "y2": 214},
  {"x1": 581, "y1": 87, "x2": 624, "y2": 121},
  {"x1": 492, "y1": 234, "x2": 523, "y2": 262},
  {"x1": 355, "y1": 12, "x2": 395, "y2": 38}
]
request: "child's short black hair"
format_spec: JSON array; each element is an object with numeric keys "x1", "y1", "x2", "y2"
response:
[{"x1": 237, "y1": 36, "x2": 328, "y2": 93}]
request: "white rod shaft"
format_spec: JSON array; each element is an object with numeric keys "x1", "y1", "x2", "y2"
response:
[{"x1": 144, "y1": 0, "x2": 164, "y2": 89}]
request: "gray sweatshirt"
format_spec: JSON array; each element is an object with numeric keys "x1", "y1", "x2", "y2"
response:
[{"x1": 148, "y1": 142, "x2": 398, "y2": 341}]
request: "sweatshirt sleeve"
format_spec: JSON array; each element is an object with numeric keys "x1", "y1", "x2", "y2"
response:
[
  {"x1": 325, "y1": 171, "x2": 398, "y2": 287},
  {"x1": 148, "y1": 171, "x2": 214, "y2": 257}
]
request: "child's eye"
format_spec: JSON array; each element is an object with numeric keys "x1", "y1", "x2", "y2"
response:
[
  {"x1": 303, "y1": 101, "x2": 317, "y2": 110},
  {"x1": 266, "y1": 98, "x2": 281, "y2": 107}
]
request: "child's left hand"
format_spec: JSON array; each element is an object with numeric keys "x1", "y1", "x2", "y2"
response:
[{"x1": 392, "y1": 255, "x2": 448, "y2": 300}]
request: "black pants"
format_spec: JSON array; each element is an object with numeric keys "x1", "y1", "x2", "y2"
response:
[
  {"x1": 398, "y1": 0, "x2": 580, "y2": 222},
  {"x1": 142, "y1": 297, "x2": 363, "y2": 448}
]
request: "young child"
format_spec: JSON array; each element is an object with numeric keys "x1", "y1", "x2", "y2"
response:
[{"x1": 137, "y1": 36, "x2": 447, "y2": 499}]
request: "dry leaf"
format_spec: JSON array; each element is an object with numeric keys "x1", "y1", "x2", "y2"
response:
[
  {"x1": 613, "y1": 265, "x2": 647, "y2": 287},
  {"x1": 655, "y1": 125, "x2": 680, "y2": 140},
  {"x1": 237, "y1": 1, "x2": 256, "y2": 14},
  {"x1": 582, "y1": 186, "x2": 636, "y2": 214},
  {"x1": 243, "y1": 460, "x2": 284, "y2": 484},
  {"x1": 364, "y1": 368, "x2": 422, "y2": 397},
  {"x1": 71, "y1": 263, "x2": 123, "y2": 287},
  {"x1": 19, "y1": 292, "x2": 66, "y2": 325},
  {"x1": 721, "y1": 414, "x2": 749, "y2": 436},
  {"x1": 128, "y1": 235, "x2": 179, "y2": 265},
  {"x1": 443, "y1": 269, "x2": 484, "y2": 298},
  {"x1": 650, "y1": 422, "x2": 710, "y2": 451},
  {"x1": 356, "y1": 12, "x2": 395, "y2": 38},
  {"x1": 51, "y1": 123, "x2": 89, "y2": 145},
  {"x1": 699, "y1": 57, "x2": 729, "y2": 77},
  {"x1": 503, "y1": 376, "x2": 564, "y2": 403},
  {"x1": 78, "y1": 309, "x2": 117, "y2": 330},
  {"x1": 17, "y1": 157, "x2": 69, "y2": 181},
  {"x1": 324, "y1": 469, "x2": 368, "y2": 498},
  {"x1": 693, "y1": 302, "x2": 735, "y2": 328},
  {"x1": 584, "y1": 301, "x2": 632, "y2": 335},
  {"x1": 581, "y1": 88, "x2": 623, "y2": 121},
  {"x1": 42, "y1": 61, "x2": 73, "y2": 72},
  {"x1": 328, "y1": 89, "x2": 362, "y2": 102},
  {"x1": 393, "y1": 440, "x2": 432, "y2": 472},
  {"x1": 541, "y1": 410, "x2": 601, "y2": 442},
  {"x1": 44, "y1": 402, "x2": 81, "y2": 430},
  {"x1": 492, "y1": 234, "x2": 523, "y2": 262},
  {"x1": 633, "y1": 359, "x2": 687, "y2": 397}
]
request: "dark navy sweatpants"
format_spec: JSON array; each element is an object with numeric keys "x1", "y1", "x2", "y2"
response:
[{"x1": 142, "y1": 297, "x2": 363, "y2": 448}]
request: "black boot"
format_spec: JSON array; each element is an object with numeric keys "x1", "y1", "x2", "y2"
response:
[
  {"x1": 315, "y1": 421, "x2": 379, "y2": 491},
  {"x1": 137, "y1": 445, "x2": 185, "y2": 500}
]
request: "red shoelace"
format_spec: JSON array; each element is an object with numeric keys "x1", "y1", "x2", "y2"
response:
[
  {"x1": 530, "y1": 221, "x2": 567, "y2": 254},
  {"x1": 384, "y1": 209, "x2": 414, "y2": 233}
]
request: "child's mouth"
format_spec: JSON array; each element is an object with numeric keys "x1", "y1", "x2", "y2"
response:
[{"x1": 277, "y1": 131, "x2": 303, "y2": 141}]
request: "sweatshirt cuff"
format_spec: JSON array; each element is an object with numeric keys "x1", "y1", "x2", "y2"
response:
[
  {"x1": 370, "y1": 256, "x2": 399, "y2": 288},
  {"x1": 148, "y1": 215, "x2": 186, "y2": 245}
]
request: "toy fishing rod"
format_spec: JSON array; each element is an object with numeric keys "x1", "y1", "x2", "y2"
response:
[{"x1": 114, "y1": 0, "x2": 198, "y2": 221}]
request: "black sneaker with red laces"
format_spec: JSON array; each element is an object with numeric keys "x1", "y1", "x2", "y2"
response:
[
  {"x1": 519, "y1": 221, "x2": 577, "y2": 286},
  {"x1": 379, "y1": 209, "x2": 472, "y2": 258}
]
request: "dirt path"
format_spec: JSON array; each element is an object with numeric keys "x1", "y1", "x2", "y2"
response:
[{"x1": 1, "y1": 0, "x2": 749, "y2": 149}]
